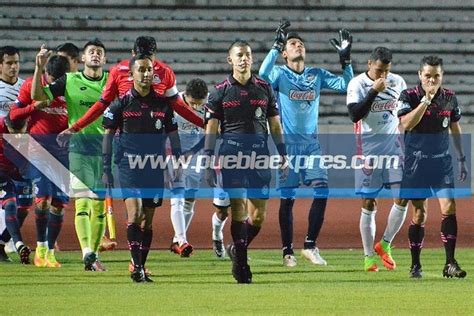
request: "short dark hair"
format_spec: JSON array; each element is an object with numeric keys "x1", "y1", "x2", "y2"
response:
[
  {"x1": 228, "y1": 39, "x2": 250, "y2": 52},
  {"x1": 0, "y1": 46, "x2": 20, "y2": 63},
  {"x1": 55, "y1": 42, "x2": 80, "y2": 61},
  {"x1": 46, "y1": 55, "x2": 70, "y2": 80},
  {"x1": 420, "y1": 55, "x2": 443, "y2": 71},
  {"x1": 5, "y1": 111, "x2": 27, "y2": 131},
  {"x1": 185, "y1": 79, "x2": 208, "y2": 100},
  {"x1": 286, "y1": 32, "x2": 304, "y2": 43},
  {"x1": 133, "y1": 36, "x2": 157, "y2": 56},
  {"x1": 83, "y1": 38, "x2": 106, "y2": 53},
  {"x1": 370, "y1": 47, "x2": 392, "y2": 64},
  {"x1": 129, "y1": 54, "x2": 153, "y2": 70}
]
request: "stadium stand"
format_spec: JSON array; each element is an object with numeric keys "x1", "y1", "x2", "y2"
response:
[{"x1": 1, "y1": 0, "x2": 473, "y2": 119}]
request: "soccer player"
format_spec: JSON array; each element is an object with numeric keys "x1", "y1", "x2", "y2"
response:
[
  {"x1": 204, "y1": 40, "x2": 287, "y2": 283},
  {"x1": 31, "y1": 39, "x2": 109, "y2": 271},
  {"x1": 259, "y1": 21, "x2": 354, "y2": 267},
  {"x1": 59, "y1": 36, "x2": 204, "y2": 138},
  {"x1": 102, "y1": 54, "x2": 181, "y2": 283},
  {"x1": 346, "y1": 47, "x2": 408, "y2": 272},
  {"x1": 0, "y1": 45, "x2": 26, "y2": 257},
  {"x1": 55, "y1": 43, "x2": 80, "y2": 72},
  {"x1": 10, "y1": 54, "x2": 70, "y2": 267},
  {"x1": 0, "y1": 113, "x2": 32, "y2": 264},
  {"x1": 397, "y1": 56, "x2": 467, "y2": 279},
  {"x1": 168, "y1": 78, "x2": 230, "y2": 258}
]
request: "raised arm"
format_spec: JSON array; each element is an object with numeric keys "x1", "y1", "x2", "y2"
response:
[{"x1": 31, "y1": 44, "x2": 50, "y2": 101}]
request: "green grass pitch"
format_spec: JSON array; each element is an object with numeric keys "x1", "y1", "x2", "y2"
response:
[{"x1": 1, "y1": 248, "x2": 472, "y2": 315}]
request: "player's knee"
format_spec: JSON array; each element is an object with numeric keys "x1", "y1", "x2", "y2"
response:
[
  {"x1": 215, "y1": 206, "x2": 229, "y2": 220},
  {"x1": 35, "y1": 197, "x2": 51, "y2": 210},
  {"x1": 251, "y1": 210, "x2": 267, "y2": 227},
  {"x1": 411, "y1": 201, "x2": 427, "y2": 225},
  {"x1": 362, "y1": 198, "x2": 376, "y2": 211},
  {"x1": 441, "y1": 199, "x2": 456, "y2": 216}
]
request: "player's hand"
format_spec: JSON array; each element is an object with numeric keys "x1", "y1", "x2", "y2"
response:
[
  {"x1": 56, "y1": 127, "x2": 76, "y2": 147},
  {"x1": 102, "y1": 169, "x2": 114, "y2": 188},
  {"x1": 279, "y1": 155, "x2": 289, "y2": 182},
  {"x1": 330, "y1": 29, "x2": 353, "y2": 68},
  {"x1": 372, "y1": 78, "x2": 387, "y2": 93},
  {"x1": 458, "y1": 161, "x2": 468, "y2": 182},
  {"x1": 205, "y1": 167, "x2": 217, "y2": 187},
  {"x1": 36, "y1": 44, "x2": 51, "y2": 69},
  {"x1": 424, "y1": 86, "x2": 437, "y2": 101},
  {"x1": 272, "y1": 19, "x2": 291, "y2": 52},
  {"x1": 33, "y1": 100, "x2": 50, "y2": 110}
]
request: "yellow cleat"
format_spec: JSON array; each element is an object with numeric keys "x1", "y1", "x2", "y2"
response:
[
  {"x1": 34, "y1": 246, "x2": 47, "y2": 267},
  {"x1": 45, "y1": 251, "x2": 61, "y2": 268}
]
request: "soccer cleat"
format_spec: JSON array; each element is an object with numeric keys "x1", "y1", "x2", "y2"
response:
[
  {"x1": 170, "y1": 242, "x2": 179, "y2": 254},
  {"x1": 34, "y1": 245, "x2": 48, "y2": 267},
  {"x1": 213, "y1": 240, "x2": 225, "y2": 258},
  {"x1": 301, "y1": 247, "x2": 327, "y2": 266},
  {"x1": 226, "y1": 243, "x2": 236, "y2": 262},
  {"x1": 83, "y1": 252, "x2": 97, "y2": 271},
  {"x1": 17, "y1": 245, "x2": 31, "y2": 264},
  {"x1": 99, "y1": 236, "x2": 117, "y2": 252},
  {"x1": 443, "y1": 261, "x2": 467, "y2": 279},
  {"x1": 92, "y1": 259, "x2": 107, "y2": 272},
  {"x1": 130, "y1": 265, "x2": 146, "y2": 283},
  {"x1": 283, "y1": 254, "x2": 297, "y2": 267},
  {"x1": 364, "y1": 256, "x2": 379, "y2": 272},
  {"x1": 4, "y1": 240, "x2": 15, "y2": 254},
  {"x1": 229, "y1": 247, "x2": 252, "y2": 284},
  {"x1": 171, "y1": 242, "x2": 193, "y2": 258},
  {"x1": 129, "y1": 260, "x2": 152, "y2": 277},
  {"x1": 45, "y1": 251, "x2": 61, "y2": 268},
  {"x1": 410, "y1": 264, "x2": 423, "y2": 278},
  {"x1": 374, "y1": 240, "x2": 396, "y2": 270},
  {"x1": 0, "y1": 244, "x2": 12, "y2": 262}
]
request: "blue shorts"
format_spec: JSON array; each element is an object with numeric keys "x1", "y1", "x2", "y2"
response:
[
  {"x1": 279, "y1": 142, "x2": 328, "y2": 188},
  {"x1": 0, "y1": 176, "x2": 33, "y2": 208}
]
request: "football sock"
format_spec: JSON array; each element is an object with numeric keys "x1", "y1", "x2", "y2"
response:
[
  {"x1": 211, "y1": 212, "x2": 227, "y2": 241},
  {"x1": 74, "y1": 198, "x2": 92, "y2": 252},
  {"x1": 246, "y1": 219, "x2": 261, "y2": 246},
  {"x1": 441, "y1": 215, "x2": 457, "y2": 264},
  {"x1": 231, "y1": 220, "x2": 248, "y2": 265},
  {"x1": 170, "y1": 197, "x2": 186, "y2": 244},
  {"x1": 141, "y1": 229, "x2": 153, "y2": 266},
  {"x1": 408, "y1": 221, "x2": 424, "y2": 266},
  {"x1": 47, "y1": 210, "x2": 64, "y2": 250},
  {"x1": 279, "y1": 198, "x2": 295, "y2": 255},
  {"x1": 305, "y1": 198, "x2": 327, "y2": 249},
  {"x1": 3, "y1": 200, "x2": 22, "y2": 244},
  {"x1": 360, "y1": 208, "x2": 376, "y2": 256},
  {"x1": 34, "y1": 208, "x2": 48, "y2": 243},
  {"x1": 382, "y1": 203, "x2": 407, "y2": 243},
  {"x1": 183, "y1": 200, "x2": 195, "y2": 231},
  {"x1": 127, "y1": 223, "x2": 143, "y2": 267},
  {"x1": 90, "y1": 200, "x2": 106, "y2": 253},
  {"x1": 17, "y1": 207, "x2": 29, "y2": 228}
]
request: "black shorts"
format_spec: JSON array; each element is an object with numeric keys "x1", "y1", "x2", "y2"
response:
[
  {"x1": 218, "y1": 143, "x2": 271, "y2": 200},
  {"x1": 401, "y1": 154, "x2": 454, "y2": 199}
]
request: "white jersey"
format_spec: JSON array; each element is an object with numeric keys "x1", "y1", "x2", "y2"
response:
[
  {"x1": 347, "y1": 72, "x2": 406, "y2": 156},
  {"x1": 0, "y1": 78, "x2": 24, "y2": 118},
  {"x1": 175, "y1": 91, "x2": 205, "y2": 152}
]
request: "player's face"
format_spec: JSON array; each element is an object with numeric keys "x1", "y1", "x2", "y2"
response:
[
  {"x1": 283, "y1": 38, "x2": 305, "y2": 62},
  {"x1": 227, "y1": 45, "x2": 252, "y2": 74},
  {"x1": 82, "y1": 45, "x2": 106, "y2": 69},
  {"x1": 184, "y1": 94, "x2": 206, "y2": 110},
  {"x1": 419, "y1": 64, "x2": 443, "y2": 92},
  {"x1": 57, "y1": 52, "x2": 79, "y2": 72},
  {"x1": 367, "y1": 60, "x2": 391, "y2": 80},
  {"x1": 132, "y1": 58, "x2": 153, "y2": 89},
  {"x1": 0, "y1": 54, "x2": 20, "y2": 83}
]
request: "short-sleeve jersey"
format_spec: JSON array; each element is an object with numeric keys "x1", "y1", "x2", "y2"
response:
[
  {"x1": 100, "y1": 59, "x2": 178, "y2": 106},
  {"x1": 347, "y1": 72, "x2": 406, "y2": 155},
  {"x1": 44, "y1": 71, "x2": 108, "y2": 155},
  {"x1": 397, "y1": 84, "x2": 461, "y2": 154},
  {"x1": 259, "y1": 49, "x2": 353, "y2": 143},
  {"x1": 0, "y1": 78, "x2": 24, "y2": 118},
  {"x1": 102, "y1": 88, "x2": 177, "y2": 155},
  {"x1": 205, "y1": 74, "x2": 279, "y2": 140}
]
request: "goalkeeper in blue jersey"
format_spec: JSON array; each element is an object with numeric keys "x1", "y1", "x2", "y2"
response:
[{"x1": 259, "y1": 20, "x2": 354, "y2": 267}]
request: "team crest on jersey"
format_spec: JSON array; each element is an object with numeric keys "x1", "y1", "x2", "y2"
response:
[
  {"x1": 155, "y1": 119, "x2": 162, "y2": 130},
  {"x1": 103, "y1": 107, "x2": 114, "y2": 120},
  {"x1": 0, "y1": 189, "x2": 6, "y2": 199},
  {"x1": 153, "y1": 75, "x2": 161, "y2": 84},
  {"x1": 306, "y1": 74, "x2": 315, "y2": 81},
  {"x1": 289, "y1": 90, "x2": 315, "y2": 101},
  {"x1": 255, "y1": 107, "x2": 263, "y2": 118},
  {"x1": 442, "y1": 117, "x2": 449, "y2": 128}
]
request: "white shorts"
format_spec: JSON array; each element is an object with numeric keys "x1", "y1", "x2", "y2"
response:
[{"x1": 355, "y1": 156, "x2": 403, "y2": 196}]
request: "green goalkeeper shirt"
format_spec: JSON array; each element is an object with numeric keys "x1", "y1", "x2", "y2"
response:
[{"x1": 44, "y1": 71, "x2": 109, "y2": 155}]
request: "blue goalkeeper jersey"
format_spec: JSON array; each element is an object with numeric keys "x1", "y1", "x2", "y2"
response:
[{"x1": 259, "y1": 48, "x2": 353, "y2": 143}]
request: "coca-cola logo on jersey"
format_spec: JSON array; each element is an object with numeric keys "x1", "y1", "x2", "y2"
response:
[
  {"x1": 371, "y1": 100, "x2": 397, "y2": 112},
  {"x1": 289, "y1": 90, "x2": 316, "y2": 101}
]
